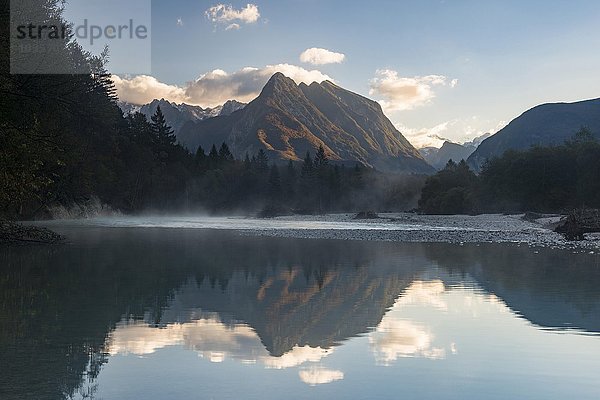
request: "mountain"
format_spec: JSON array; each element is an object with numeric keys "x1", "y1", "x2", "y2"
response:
[
  {"x1": 468, "y1": 98, "x2": 600, "y2": 170},
  {"x1": 419, "y1": 141, "x2": 475, "y2": 170},
  {"x1": 463, "y1": 132, "x2": 492, "y2": 149},
  {"x1": 178, "y1": 73, "x2": 434, "y2": 173},
  {"x1": 118, "y1": 98, "x2": 246, "y2": 135},
  {"x1": 217, "y1": 99, "x2": 247, "y2": 116}
]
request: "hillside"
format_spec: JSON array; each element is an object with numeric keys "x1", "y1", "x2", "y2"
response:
[{"x1": 468, "y1": 98, "x2": 600, "y2": 170}]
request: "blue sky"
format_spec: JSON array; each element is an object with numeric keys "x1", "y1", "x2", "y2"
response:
[{"x1": 66, "y1": 0, "x2": 600, "y2": 147}]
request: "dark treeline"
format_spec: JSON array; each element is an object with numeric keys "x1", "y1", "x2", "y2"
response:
[
  {"x1": 419, "y1": 128, "x2": 600, "y2": 214},
  {"x1": 188, "y1": 143, "x2": 425, "y2": 215},
  {"x1": 0, "y1": 0, "x2": 425, "y2": 219},
  {"x1": 0, "y1": 0, "x2": 191, "y2": 218}
]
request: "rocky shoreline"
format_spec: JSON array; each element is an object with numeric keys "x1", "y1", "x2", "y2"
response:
[
  {"x1": 29, "y1": 213, "x2": 600, "y2": 251},
  {"x1": 0, "y1": 221, "x2": 65, "y2": 244}
]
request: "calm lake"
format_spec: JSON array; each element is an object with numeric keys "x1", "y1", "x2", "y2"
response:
[{"x1": 1, "y1": 225, "x2": 600, "y2": 399}]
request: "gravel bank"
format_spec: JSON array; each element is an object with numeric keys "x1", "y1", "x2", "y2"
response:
[
  {"x1": 35, "y1": 213, "x2": 600, "y2": 251},
  {"x1": 238, "y1": 213, "x2": 600, "y2": 251}
]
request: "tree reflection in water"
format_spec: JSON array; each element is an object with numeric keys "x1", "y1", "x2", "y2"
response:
[{"x1": 1, "y1": 228, "x2": 599, "y2": 399}]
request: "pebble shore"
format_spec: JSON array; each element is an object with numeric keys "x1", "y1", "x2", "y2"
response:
[{"x1": 238, "y1": 213, "x2": 600, "y2": 251}]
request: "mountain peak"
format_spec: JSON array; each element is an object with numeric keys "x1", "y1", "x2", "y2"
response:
[
  {"x1": 270, "y1": 71, "x2": 286, "y2": 80},
  {"x1": 178, "y1": 75, "x2": 434, "y2": 173},
  {"x1": 265, "y1": 72, "x2": 294, "y2": 86},
  {"x1": 259, "y1": 73, "x2": 300, "y2": 98}
]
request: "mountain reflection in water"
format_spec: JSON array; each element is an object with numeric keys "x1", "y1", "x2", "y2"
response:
[{"x1": 1, "y1": 228, "x2": 599, "y2": 400}]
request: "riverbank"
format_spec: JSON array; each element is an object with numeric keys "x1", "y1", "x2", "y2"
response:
[
  {"x1": 239, "y1": 213, "x2": 599, "y2": 250},
  {"x1": 34, "y1": 213, "x2": 600, "y2": 251},
  {"x1": 0, "y1": 221, "x2": 65, "y2": 244}
]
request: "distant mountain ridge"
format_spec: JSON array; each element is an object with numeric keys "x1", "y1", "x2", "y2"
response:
[
  {"x1": 468, "y1": 98, "x2": 600, "y2": 170},
  {"x1": 420, "y1": 141, "x2": 476, "y2": 170},
  {"x1": 178, "y1": 73, "x2": 433, "y2": 173},
  {"x1": 118, "y1": 99, "x2": 246, "y2": 135}
]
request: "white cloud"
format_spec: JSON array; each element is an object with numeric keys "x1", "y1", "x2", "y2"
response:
[
  {"x1": 113, "y1": 64, "x2": 332, "y2": 108},
  {"x1": 396, "y1": 118, "x2": 506, "y2": 149},
  {"x1": 369, "y1": 69, "x2": 456, "y2": 112},
  {"x1": 177, "y1": 18, "x2": 184, "y2": 27},
  {"x1": 370, "y1": 319, "x2": 446, "y2": 366},
  {"x1": 395, "y1": 121, "x2": 455, "y2": 149},
  {"x1": 299, "y1": 367, "x2": 344, "y2": 386},
  {"x1": 300, "y1": 48, "x2": 346, "y2": 65},
  {"x1": 399, "y1": 280, "x2": 448, "y2": 311},
  {"x1": 109, "y1": 316, "x2": 335, "y2": 380},
  {"x1": 206, "y1": 3, "x2": 260, "y2": 28},
  {"x1": 111, "y1": 75, "x2": 188, "y2": 105},
  {"x1": 225, "y1": 23, "x2": 240, "y2": 30},
  {"x1": 262, "y1": 346, "x2": 334, "y2": 369},
  {"x1": 369, "y1": 280, "x2": 454, "y2": 366}
]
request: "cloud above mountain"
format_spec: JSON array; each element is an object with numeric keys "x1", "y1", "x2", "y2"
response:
[
  {"x1": 300, "y1": 48, "x2": 346, "y2": 65},
  {"x1": 395, "y1": 118, "x2": 506, "y2": 148},
  {"x1": 369, "y1": 69, "x2": 456, "y2": 112},
  {"x1": 206, "y1": 3, "x2": 260, "y2": 30},
  {"x1": 113, "y1": 64, "x2": 332, "y2": 107},
  {"x1": 112, "y1": 75, "x2": 189, "y2": 105}
]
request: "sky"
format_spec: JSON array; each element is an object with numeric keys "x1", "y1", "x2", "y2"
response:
[{"x1": 65, "y1": 0, "x2": 600, "y2": 148}]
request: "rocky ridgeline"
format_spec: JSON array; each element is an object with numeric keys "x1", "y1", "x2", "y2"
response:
[{"x1": 0, "y1": 221, "x2": 64, "y2": 244}]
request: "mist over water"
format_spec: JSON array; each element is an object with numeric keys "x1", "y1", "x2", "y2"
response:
[{"x1": 1, "y1": 226, "x2": 599, "y2": 400}]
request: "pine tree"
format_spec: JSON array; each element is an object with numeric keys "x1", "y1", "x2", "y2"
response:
[
  {"x1": 256, "y1": 149, "x2": 269, "y2": 172},
  {"x1": 268, "y1": 164, "x2": 282, "y2": 200},
  {"x1": 218, "y1": 143, "x2": 234, "y2": 164},
  {"x1": 312, "y1": 146, "x2": 330, "y2": 213},
  {"x1": 314, "y1": 145, "x2": 329, "y2": 169},
  {"x1": 283, "y1": 160, "x2": 297, "y2": 201},
  {"x1": 298, "y1": 152, "x2": 316, "y2": 211},
  {"x1": 286, "y1": 160, "x2": 297, "y2": 179},
  {"x1": 444, "y1": 159, "x2": 457, "y2": 171},
  {"x1": 331, "y1": 165, "x2": 342, "y2": 194},
  {"x1": 208, "y1": 144, "x2": 219, "y2": 169},
  {"x1": 150, "y1": 105, "x2": 176, "y2": 148},
  {"x1": 301, "y1": 152, "x2": 314, "y2": 178},
  {"x1": 195, "y1": 145, "x2": 207, "y2": 172}
]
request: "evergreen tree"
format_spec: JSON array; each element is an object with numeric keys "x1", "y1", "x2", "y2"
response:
[
  {"x1": 301, "y1": 152, "x2": 314, "y2": 177},
  {"x1": 195, "y1": 145, "x2": 208, "y2": 172},
  {"x1": 268, "y1": 164, "x2": 282, "y2": 200},
  {"x1": 256, "y1": 149, "x2": 270, "y2": 172},
  {"x1": 331, "y1": 165, "x2": 342, "y2": 196},
  {"x1": 314, "y1": 145, "x2": 329, "y2": 169},
  {"x1": 150, "y1": 105, "x2": 176, "y2": 148},
  {"x1": 567, "y1": 126, "x2": 596, "y2": 146},
  {"x1": 208, "y1": 144, "x2": 219, "y2": 168},
  {"x1": 298, "y1": 152, "x2": 316, "y2": 211},
  {"x1": 218, "y1": 143, "x2": 234, "y2": 164},
  {"x1": 313, "y1": 145, "x2": 330, "y2": 213},
  {"x1": 283, "y1": 160, "x2": 298, "y2": 200}
]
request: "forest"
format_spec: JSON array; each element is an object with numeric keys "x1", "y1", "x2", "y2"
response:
[{"x1": 419, "y1": 128, "x2": 600, "y2": 214}]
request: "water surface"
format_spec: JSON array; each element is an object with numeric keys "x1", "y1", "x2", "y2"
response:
[{"x1": 1, "y1": 226, "x2": 599, "y2": 399}]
